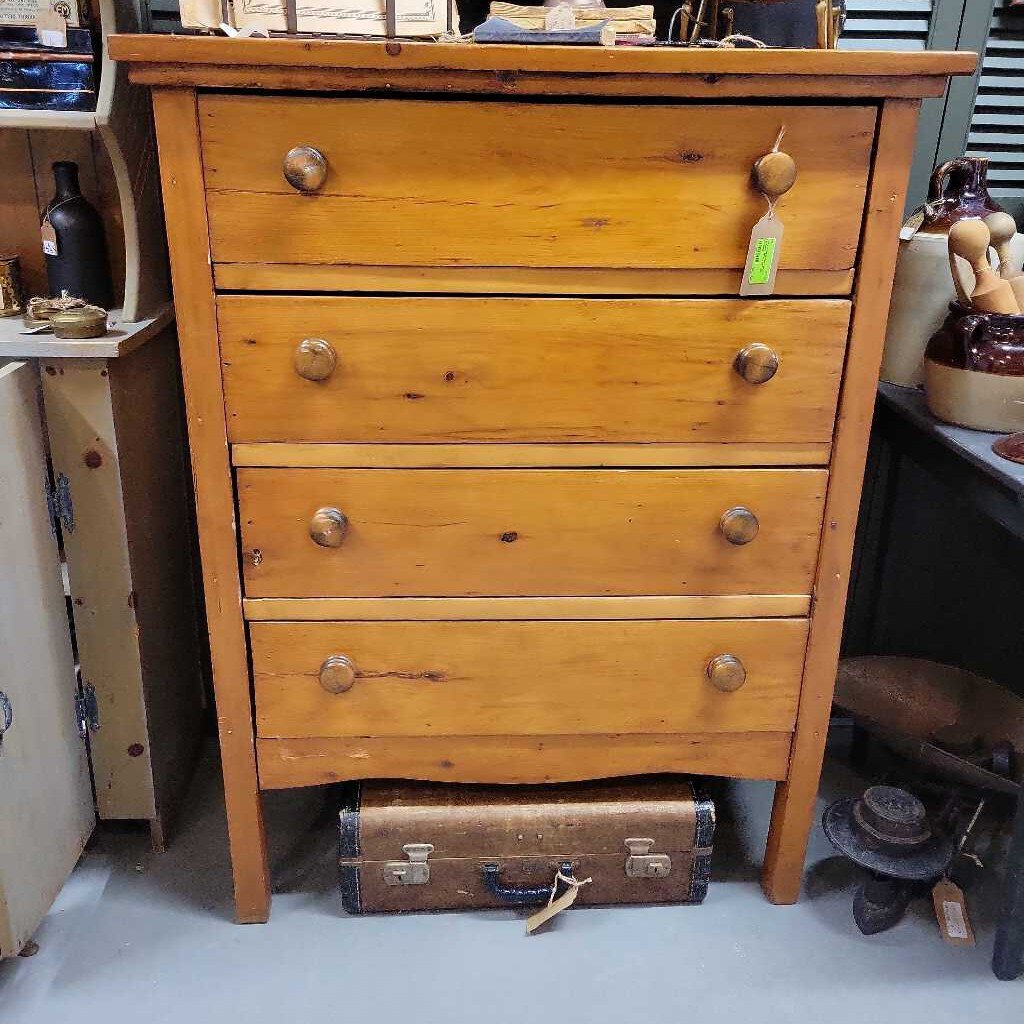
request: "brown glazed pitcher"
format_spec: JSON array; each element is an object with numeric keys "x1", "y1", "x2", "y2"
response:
[
  {"x1": 924, "y1": 303, "x2": 1024, "y2": 432},
  {"x1": 918, "y1": 157, "x2": 1006, "y2": 233}
]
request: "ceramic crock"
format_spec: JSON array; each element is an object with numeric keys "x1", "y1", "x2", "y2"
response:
[
  {"x1": 924, "y1": 303, "x2": 1024, "y2": 433},
  {"x1": 881, "y1": 158, "x2": 1024, "y2": 388}
]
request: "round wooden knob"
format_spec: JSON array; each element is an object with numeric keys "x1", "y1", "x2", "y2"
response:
[
  {"x1": 707, "y1": 654, "x2": 746, "y2": 693},
  {"x1": 734, "y1": 343, "x2": 780, "y2": 385},
  {"x1": 719, "y1": 507, "x2": 759, "y2": 545},
  {"x1": 319, "y1": 655, "x2": 357, "y2": 694},
  {"x1": 752, "y1": 150, "x2": 797, "y2": 201},
  {"x1": 283, "y1": 145, "x2": 328, "y2": 193},
  {"x1": 294, "y1": 338, "x2": 337, "y2": 381},
  {"x1": 309, "y1": 507, "x2": 349, "y2": 548}
]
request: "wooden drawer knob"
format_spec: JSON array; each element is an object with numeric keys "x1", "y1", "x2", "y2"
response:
[
  {"x1": 707, "y1": 654, "x2": 746, "y2": 693},
  {"x1": 283, "y1": 145, "x2": 328, "y2": 193},
  {"x1": 319, "y1": 654, "x2": 357, "y2": 694},
  {"x1": 294, "y1": 338, "x2": 337, "y2": 381},
  {"x1": 752, "y1": 150, "x2": 797, "y2": 201},
  {"x1": 309, "y1": 507, "x2": 349, "y2": 547},
  {"x1": 734, "y1": 343, "x2": 780, "y2": 385},
  {"x1": 719, "y1": 506, "x2": 759, "y2": 545}
]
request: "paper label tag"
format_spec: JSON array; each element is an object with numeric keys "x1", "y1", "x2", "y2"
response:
[
  {"x1": 748, "y1": 237, "x2": 777, "y2": 285},
  {"x1": 899, "y1": 207, "x2": 926, "y2": 242},
  {"x1": 525, "y1": 869, "x2": 592, "y2": 935},
  {"x1": 35, "y1": 5, "x2": 67, "y2": 47},
  {"x1": 41, "y1": 219, "x2": 58, "y2": 256},
  {"x1": 932, "y1": 878, "x2": 975, "y2": 947},
  {"x1": 740, "y1": 213, "x2": 783, "y2": 297},
  {"x1": 525, "y1": 882, "x2": 580, "y2": 934}
]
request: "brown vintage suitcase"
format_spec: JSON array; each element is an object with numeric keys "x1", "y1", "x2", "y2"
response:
[{"x1": 338, "y1": 777, "x2": 714, "y2": 914}]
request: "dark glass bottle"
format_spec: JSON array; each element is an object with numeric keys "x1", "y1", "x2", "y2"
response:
[{"x1": 43, "y1": 161, "x2": 114, "y2": 308}]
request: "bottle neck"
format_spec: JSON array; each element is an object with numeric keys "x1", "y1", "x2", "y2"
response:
[
  {"x1": 52, "y1": 162, "x2": 81, "y2": 202},
  {"x1": 956, "y1": 159, "x2": 991, "y2": 203}
]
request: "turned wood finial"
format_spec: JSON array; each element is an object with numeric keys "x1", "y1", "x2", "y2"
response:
[
  {"x1": 984, "y1": 212, "x2": 1018, "y2": 279},
  {"x1": 949, "y1": 220, "x2": 1020, "y2": 315}
]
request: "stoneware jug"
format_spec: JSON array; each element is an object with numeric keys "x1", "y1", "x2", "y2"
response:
[
  {"x1": 924, "y1": 303, "x2": 1024, "y2": 433},
  {"x1": 881, "y1": 158, "x2": 1024, "y2": 388}
]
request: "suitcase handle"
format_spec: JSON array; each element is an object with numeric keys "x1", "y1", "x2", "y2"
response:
[{"x1": 481, "y1": 861, "x2": 575, "y2": 906}]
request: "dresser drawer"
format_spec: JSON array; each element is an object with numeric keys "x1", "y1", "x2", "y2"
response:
[
  {"x1": 251, "y1": 617, "x2": 809, "y2": 739},
  {"x1": 219, "y1": 296, "x2": 850, "y2": 445},
  {"x1": 200, "y1": 96, "x2": 874, "y2": 275},
  {"x1": 238, "y1": 467, "x2": 827, "y2": 598}
]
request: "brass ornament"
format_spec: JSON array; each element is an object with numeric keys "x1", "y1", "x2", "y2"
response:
[
  {"x1": 734, "y1": 343, "x2": 780, "y2": 385},
  {"x1": 50, "y1": 305, "x2": 108, "y2": 339},
  {"x1": 0, "y1": 254, "x2": 24, "y2": 317},
  {"x1": 719, "y1": 506, "x2": 759, "y2": 545},
  {"x1": 309, "y1": 507, "x2": 349, "y2": 547},
  {"x1": 294, "y1": 337, "x2": 337, "y2": 381},
  {"x1": 283, "y1": 145, "x2": 329, "y2": 193},
  {"x1": 319, "y1": 654, "x2": 357, "y2": 694},
  {"x1": 707, "y1": 654, "x2": 747, "y2": 693}
]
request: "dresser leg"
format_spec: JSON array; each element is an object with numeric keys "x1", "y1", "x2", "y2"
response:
[
  {"x1": 224, "y1": 774, "x2": 271, "y2": 923},
  {"x1": 761, "y1": 777, "x2": 818, "y2": 904}
]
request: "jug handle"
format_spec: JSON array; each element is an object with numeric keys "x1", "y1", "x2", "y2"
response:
[
  {"x1": 953, "y1": 312, "x2": 986, "y2": 372},
  {"x1": 928, "y1": 158, "x2": 971, "y2": 205}
]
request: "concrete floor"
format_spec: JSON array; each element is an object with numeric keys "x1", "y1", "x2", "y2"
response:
[{"x1": 2, "y1": 738, "x2": 1020, "y2": 1023}]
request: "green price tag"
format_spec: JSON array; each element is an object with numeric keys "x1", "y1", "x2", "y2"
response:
[{"x1": 748, "y1": 237, "x2": 778, "y2": 285}]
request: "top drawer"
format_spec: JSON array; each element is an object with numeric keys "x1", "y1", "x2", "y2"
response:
[{"x1": 199, "y1": 96, "x2": 875, "y2": 276}]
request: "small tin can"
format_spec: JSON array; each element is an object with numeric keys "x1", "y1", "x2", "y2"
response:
[
  {"x1": 0, "y1": 254, "x2": 24, "y2": 317},
  {"x1": 50, "y1": 305, "x2": 108, "y2": 339}
]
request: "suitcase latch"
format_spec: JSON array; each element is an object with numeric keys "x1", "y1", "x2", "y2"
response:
[
  {"x1": 383, "y1": 843, "x2": 434, "y2": 886},
  {"x1": 624, "y1": 838, "x2": 672, "y2": 879}
]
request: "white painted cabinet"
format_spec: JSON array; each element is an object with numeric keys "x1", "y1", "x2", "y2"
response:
[{"x1": 0, "y1": 361, "x2": 94, "y2": 958}]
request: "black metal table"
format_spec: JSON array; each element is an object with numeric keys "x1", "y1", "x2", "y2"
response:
[{"x1": 875, "y1": 383, "x2": 1024, "y2": 980}]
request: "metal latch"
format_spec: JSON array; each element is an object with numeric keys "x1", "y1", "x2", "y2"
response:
[
  {"x1": 624, "y1": 838, "x2": 672, "y2": 879},
  {"x1": 75, "y1": 683, "x2": 99, "y2": 738},
  {"x1": 383, "y1": 843, "x2": 434, "y2": 886}
]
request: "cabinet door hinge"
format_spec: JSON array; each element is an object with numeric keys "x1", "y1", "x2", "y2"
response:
[
  {"x1": 75, "y1": 683, "x2": 99, "y2": 738},
  {"x1": 46, "y1": 471, "x2": 75, "y2": 535},
  {"x1": 0, "y1": 690, "x2": 12, "y2": 751}
]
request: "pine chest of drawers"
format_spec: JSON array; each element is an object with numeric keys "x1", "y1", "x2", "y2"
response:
[{"x1": 111, "y1": 36, "x2": 972, "y2": 923}]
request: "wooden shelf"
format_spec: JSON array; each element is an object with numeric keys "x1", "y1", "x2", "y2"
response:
[
  {"x1": 0, "y1": 304, "x2": 172, "y2": 359},
  {"x1": 1, "y1": 0, "x2": 168, "y2": 321},
  {"x1": 0, "y1": 109, "x2": 98, "y2": 131}
]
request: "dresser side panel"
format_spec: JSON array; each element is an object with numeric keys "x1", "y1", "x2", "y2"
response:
[
  {"x1": 150, "y1": 87, "x2": 270, "y2": 923},
  {"x1": 762, "y1": 98, "x2": 923, "y2": 905}
]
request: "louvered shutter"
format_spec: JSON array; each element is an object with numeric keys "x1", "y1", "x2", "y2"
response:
[
  {"x1": 148, "y1": 0, "x2": 183, "y2": 32},
  {"x1": 839, "y1": 0, "x2": 936, "y2": 51},
  {"x1": 965, "y1": 0, "x2": 1024, "y2": 215}
]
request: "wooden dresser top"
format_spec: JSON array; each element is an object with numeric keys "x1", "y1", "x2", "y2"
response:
[{"x1": 109, "y1": 36, "x2": 976, "y2": 99}]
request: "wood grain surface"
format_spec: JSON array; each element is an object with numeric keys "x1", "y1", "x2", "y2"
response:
[
  {"x1": 257, "y1": 732, "x2": 793, "y2": 788},
  {"x1": 213, "y1": 263, "x2": 856, "y2": 296},
  {"x1": 242, "y1": 595, "x2": 812, "y2": 620},
  {"x1": 201, "y1": 98, "x2": 875, "y2": 272},
  {"x1": 251, "y1": 617, "x2": 809, "y2": 738},
  {"x1": 230, "y1": 442, "x2": 833, "y2": 469},
  {"x1": 219, "y1": 297, "x2": 850, "y2": 444},
  {"x1": 110, "y1": 34, "x2": 976, "y2": 81},
  {"x1": 238, "y1": 468, "x2": 828, "y2": 598}
]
